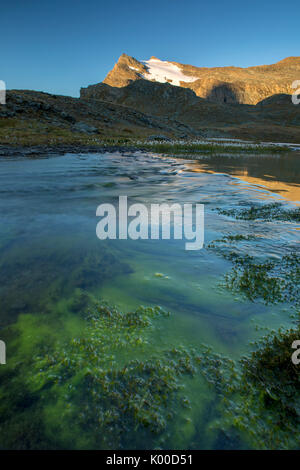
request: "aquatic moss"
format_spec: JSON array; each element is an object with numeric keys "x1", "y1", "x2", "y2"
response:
[
  {"x1": 222, "y1": 253, "x2": 300, "y2": 305},
  {"x1": 241, "y1": 325, "x2": 300, "y2": 420},
  {"x1": 228, "y1": 323, "x2": 300, "y2": 450},
  {"x1": 217, "y1": 202, "x2": 300, "y2": 222},
  {"x1": 208, "y1": 231, "x2": 300, "y2": 306},
  {"x1": 27, "y1": 303, "x2": 199, "y2": 449},
  {"x1": 192, "y1": 319, "x2": 300, "y2": 450},
  {"x1": 0, "y1": 302, "x2": 201, "y2": 449},
  {"x1": 0, "y1": 297, "x2": 299, "y2": 449},
  {"x1": 208, "y1": 234, "x2": 257, "y2": 247},
  {"x1": 205, "y1": 229, "x2": 300, "y2": 448},
  {"x1": 1, "y1": 221, "x2": 299, "y2": 450}
]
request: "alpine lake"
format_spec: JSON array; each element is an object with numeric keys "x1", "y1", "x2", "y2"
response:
[{"x1": 0, "y1": 149, "x2": 299, "y2": 450}]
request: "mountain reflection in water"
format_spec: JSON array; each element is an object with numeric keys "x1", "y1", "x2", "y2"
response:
[{"x1": 186, "y1": 152, "x2": 300, "y2": 203}]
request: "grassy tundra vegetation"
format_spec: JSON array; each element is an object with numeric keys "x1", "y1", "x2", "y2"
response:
[
  {"x1": 0, "y1": 126, "x2": 292, "y2": 156},
  {"x1": 0, "y1": 114, "x2": 294, "y2": 154},
  {"x1": 135, "y1": 141, "x2": 292, "y2": 155}
]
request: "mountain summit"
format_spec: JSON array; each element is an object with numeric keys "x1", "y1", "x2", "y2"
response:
[
  {"x1": 99, "y1": 53, "x2": 300, "y2": 105},
  {"x1": 103, "y1": 54, "x2": 199, "y2": 88},
  {"x1": 79, "y1": 53, "x2": 300, "y2": 142}
]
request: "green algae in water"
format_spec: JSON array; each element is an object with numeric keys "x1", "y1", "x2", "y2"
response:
[
  {"x1": 223, "y1": 253, "x2": 300, "y2": 305},
  {"x1": 202, "y1": 230, "x2": 300, "y2": 449},
  {"x1": 208, "y1": 233, "x2": 300, "y2": 306},
  {"x1": 0, "y1": 299, "x2": 87, "y2": 449},
  {"x1": 1, "y1": 153, "x2": 299, "y2": 450},
  {"x1": 215, "y1": 320, "x2": 300, "y2": 450},
  {"x1": 194, "y1": 321, "x2": 300, "y2": 450},
  {"x1": 0, "y1": 300, "x2": 210, "y2": 450},
  {"x1": 216, "y1": 202, "x2": 300, "y2": 222},
  {"x1": 215, "y1": 253, "x2": 294, "y2": 305},
  {"x1": 0, "y1": 289, "x2": 299, "y2": 449}
]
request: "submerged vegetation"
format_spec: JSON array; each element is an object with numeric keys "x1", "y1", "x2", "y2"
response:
[
  {"x1": 217, "y1": 202, "x2": 300, "y2": 222},
  {"x1": 0, "y1": 286, "x2": 299, "y2": 449},
  {"x1": 237, "y1": 325, "x2": 300, "y2": 449},
  {"x1": 0, "y1": 200, "x2": 299, "y2": 449},
  {"x1": 28, "y1": 302, "x2": 197, "y2": 449},
  {"x1": 210, "y1": 203, "x2": 300, "y2": 306},
  {"x1": 0, "y1": 299, "x2": 204, "y2": 449},
  {"x1": 0, "y1": 153, "x2": 299, "y2": 450},
  {"x1": 202, "y1": 320, "x2": 300, "y2": 450},
  {"x1": 221, "y1": 253, "x2": 300, "y2": 305},
  {"x1": 206, "y1": 223, "x2": 300, "y2": 449}
]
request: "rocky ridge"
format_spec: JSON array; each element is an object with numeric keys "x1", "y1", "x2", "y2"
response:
[
  {"x1": 96, "y1": 53, "x2": 300, "y2": 105},
  {"x1": 1, "y1": 54, "x2": 300, "y2": 146}
]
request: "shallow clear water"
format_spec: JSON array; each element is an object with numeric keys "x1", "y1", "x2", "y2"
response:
[{"x1": 0, "y1": 150, "x2": 299, "y2": 449}]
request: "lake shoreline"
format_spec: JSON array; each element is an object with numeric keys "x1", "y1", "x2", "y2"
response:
[
  {"x1": 0, "y1": 140, "x2": 298, "y2": 159},
  {"x1": 0, "y1": 144, "x2": 145, "y2": 158}
]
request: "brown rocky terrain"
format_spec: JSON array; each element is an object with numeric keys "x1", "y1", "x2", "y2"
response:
[
  {"x1": 80, "y1": 54, "x2": 300, "y2": 143},
  {"x1": 0, "y1": 89, "x2": 196, "y2": 146},
  {"x1": 1, "y1": 54, "x2": 300, "y2": 146},
  {"x1": 97, "y1": 53, "x2": 300, "y2": 105}
]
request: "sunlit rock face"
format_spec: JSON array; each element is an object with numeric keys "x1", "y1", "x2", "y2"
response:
[
  {"x1": 78, "y1": 54, "x2": 300, "y2": 142},
  {"x1": 83, "y1": 53, "x2": 300, "y2": 105}
]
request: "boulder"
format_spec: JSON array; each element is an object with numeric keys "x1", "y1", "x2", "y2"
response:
[{"x1": 72, "y1": 122, "x2": 98, "y2": 134}]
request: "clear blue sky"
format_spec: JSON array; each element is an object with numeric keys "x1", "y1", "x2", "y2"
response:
[{"x1": 1, "y1": 0, "x2": 299, "y2": 97}]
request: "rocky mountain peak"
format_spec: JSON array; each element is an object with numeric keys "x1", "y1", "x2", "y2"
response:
[
  {"x1": 101, "y1": 53, "x2": 300, "y2": 105},
  {"x1": 103, "y1": 54, "x2": 146, "y2": 88}
]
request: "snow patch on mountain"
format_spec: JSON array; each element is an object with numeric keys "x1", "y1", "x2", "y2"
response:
[{"x1": 141, "y1": 58, "x2": 198, "y2": 86}]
